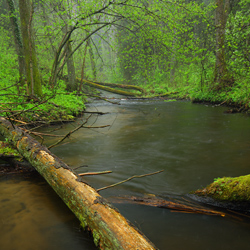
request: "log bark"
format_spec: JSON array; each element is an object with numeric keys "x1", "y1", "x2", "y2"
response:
[
  {"x1": 0, "y1": 117, "x2": 157, "y2": 250},
  {"x1": 76, "y1": 78, "x2": 142, "y2": 96}
]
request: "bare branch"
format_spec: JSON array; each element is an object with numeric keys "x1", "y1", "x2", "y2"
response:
[{"x1": 97, "y1": 170, "x2": 164, "y2": 192}]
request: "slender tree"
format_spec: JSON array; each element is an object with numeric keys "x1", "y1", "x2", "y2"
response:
[
  {"x1": 19, "y1": 0, "x2": 42, "y2": 97},
  {"x1": 214, "y1": 0, "x2": 233, "y2": 88}
]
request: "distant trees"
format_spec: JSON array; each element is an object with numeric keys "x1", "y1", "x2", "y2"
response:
[{"x1": 2, "y1": 0, "x2": 250, "y2": 96}]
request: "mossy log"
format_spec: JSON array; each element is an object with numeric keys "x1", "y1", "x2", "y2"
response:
[
  {"x1": 194, "y1": 175, "x2": 250, "y2": 202},
  {"x1": 92, "y1": 80, "x2": 146, "y2": 94},
  {"x1": 0, "y1": 117, "x2": 156, "y2": 250},
  {"x1": 76, "y1": 78, "x2": 141, "y2": 96}
]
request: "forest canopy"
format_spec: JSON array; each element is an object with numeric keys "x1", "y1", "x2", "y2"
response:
[{"x1": 0, "y1": 0, "x2": 250, "y2": 120}]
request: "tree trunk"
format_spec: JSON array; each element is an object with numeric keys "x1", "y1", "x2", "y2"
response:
[
  {"x1": 63, "y1": 25, "x2": 77, "y2": 92},
  {"x1": 19, "y1": 0, "x2": 42, "y2": 97},
  {"x1": 214, "y1": 0, "x2": 233, "y2": 88},
  {"x1": 6, "y1": 0, "x2": 26, "y2": 90},
  {"x1": 0, "y1": 117, "x2": 156, "y2": 250},
  {"x1": 89, "y1": 40, "x2": 97, "y2": 81}
]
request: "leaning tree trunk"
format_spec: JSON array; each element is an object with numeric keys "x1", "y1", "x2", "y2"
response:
[
  {"x1": 19, "y1": 0, "x2": 42, "y2": 97},
  {"x1": 0, "y1": 117, "x2": 156, "y2": 250}
]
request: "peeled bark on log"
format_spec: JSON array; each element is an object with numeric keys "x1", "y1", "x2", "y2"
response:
[
  {"x1": 76, "y1": 78, "x2": 141, "y2": 96},
  {"x1": 0, "y1": 117, "x2": 156, "y2": 250}
]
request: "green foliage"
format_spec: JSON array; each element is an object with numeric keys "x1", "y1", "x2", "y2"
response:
[
  {"x1": 0, "y1": 27, "x2": 19, "y2": 85},
  {"x1": 0, "y1": 141, "x2": 21, "y2": 159},
  {"x1": 0, "y1": 0, "x2": 250, "y2": 119}
]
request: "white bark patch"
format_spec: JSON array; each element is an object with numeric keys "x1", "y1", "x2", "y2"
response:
[{"x1": 40, "y1": 150, "x2": 55, "y2": 164}]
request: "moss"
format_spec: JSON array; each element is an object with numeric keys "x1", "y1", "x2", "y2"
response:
[
  {"x1": 0, "y1": 141, "x2": 22, "y2": 160},
  {"x1": 194, "y1": 175, "x2": 250, "y2": 202}
]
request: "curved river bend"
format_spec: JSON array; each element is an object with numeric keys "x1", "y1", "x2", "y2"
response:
[{"x1": 1, "y1": 98, "x2": 250, "y2": 249}]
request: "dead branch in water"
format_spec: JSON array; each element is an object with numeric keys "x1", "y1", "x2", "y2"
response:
[
  {"x1": 79, "y1": 171, "x2": 112, "y2": 176},
  {"x1": 97, "y1": 170, "x2": 164, "y2": 192},
  {"x1": 109, "y1": 195, "x2": 227, "y2": 217}
]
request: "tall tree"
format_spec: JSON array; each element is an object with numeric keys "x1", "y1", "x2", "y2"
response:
[
  {"x1": 19, "y1": 0, "x2": 42, "y2": 97},
  {"x1": 63, "y1": 24, "x2": 77, "y2": 91},
  {"x1": 214, "y1": 0, "x2": 233, "y2": 88}
]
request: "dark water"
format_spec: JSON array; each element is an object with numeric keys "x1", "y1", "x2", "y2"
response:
[{"x1": 1, "y1": 99, "x2": 250, "y2": 249}]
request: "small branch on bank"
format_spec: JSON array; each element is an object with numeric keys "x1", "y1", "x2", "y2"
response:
[
  {"x1": 5, "y1": 118, "x2": 27, "y2": 125},
  {"x1": 21, "y1": 128, "x2": 64, "y2": 137},
  {"x1": 9, "y1": 95, "x2": 55, "y2": 118},
  {"x1": 96, "y1": 170, "x2": 164, "y2": 192},
  {"x1": 0, "y1": 82, "x2": 19, "y2": 92},
  {"x1": 79, "y1": 170, "x2": 112, "y2": 176},
  {"x1": 5, "y1": 112, "x2": 15, "y2": 129}
]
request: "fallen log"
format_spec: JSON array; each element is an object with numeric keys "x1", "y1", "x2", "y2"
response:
[
  {"x1": 77, "y1": 78, "x2": 141, "y2": 96},
  {"x1": 0, "y1": 116, "x2": 157, "y2": 249},
  {"x1": 92, "y1": 80, "x2": 146, "y2": 94}
]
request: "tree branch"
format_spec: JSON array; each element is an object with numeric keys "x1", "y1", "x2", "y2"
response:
[{"x1": 97, "y1": 170, "x2": 164, "y2": 192}]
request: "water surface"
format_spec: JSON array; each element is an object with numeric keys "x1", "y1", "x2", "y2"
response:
[{"x1": 1, "y1": 99, "x2": 250, "y2": 249}]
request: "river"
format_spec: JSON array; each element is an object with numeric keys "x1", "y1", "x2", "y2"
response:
[{"x1": 1, "y1": 97, "x2": 250, "y2": 249}]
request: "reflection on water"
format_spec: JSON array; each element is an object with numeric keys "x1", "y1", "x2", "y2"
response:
[
  {"x1": 0, "y1": 174, "x2": 96, "y2": 250},
  {"x1": 2, "y1": 99, "x2": 250, "y2": 250}
]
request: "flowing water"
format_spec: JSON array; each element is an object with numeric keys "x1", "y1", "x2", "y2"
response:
[{"x1": 1, "y1": 97, "x2": 250, "y2": 249}]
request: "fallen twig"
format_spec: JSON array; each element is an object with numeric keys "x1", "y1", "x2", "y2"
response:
[{"x1": 97, "y1": 170, "x2": 164, "y2": 192}]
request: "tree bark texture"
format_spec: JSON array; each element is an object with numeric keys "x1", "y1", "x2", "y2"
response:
[
  {"x1": 214, "y1": 0, "x2": 232, "y2": 87},
  {"x1": 63, "y1": 24, "x2": 77, "y2": 92},
  {"x1": 19, "y1": 0, "x2": 42, "y2": 97},
  {"x1": 0, "y1": 117, "x2": 157, "y2": 250}
]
